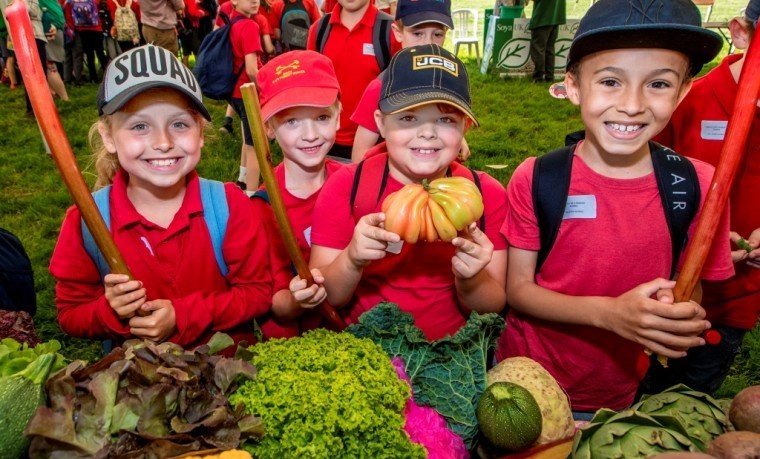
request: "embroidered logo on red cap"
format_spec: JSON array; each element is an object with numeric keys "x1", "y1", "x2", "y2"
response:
[{"x1": 273, "y1": 60, "x2": 305, "y2": 83}]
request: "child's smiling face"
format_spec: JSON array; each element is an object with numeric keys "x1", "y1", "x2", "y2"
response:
[
  {"x1": 268, "y1": 104, "x2": 339, "y2": 170},
  {"x1": 565, "y1": 48, "x2": 692, "y2": 165},
  {"x1": 99, "y1": 88, "x2": 204, "y2": 196},
  {"x1": 376, "y1": 103, "x2": 467, "y2": 184}
]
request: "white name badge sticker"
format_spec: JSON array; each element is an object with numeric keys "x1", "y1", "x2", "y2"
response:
[
  {"x1": 701, "y1": 120, "x2": 728, "y2": 140},
  {"x1": 363, "y1": 43, "x2": 375, "y2": 56},
  {"x1": 386, "y1": 240, "x2": 403, "y2": 254},
  {"x1": 304, "y1": 226, "x2": 312, "y2": 247},
  {"x1": 563, "y1": 195, "x2": 597, "y2": 219}
]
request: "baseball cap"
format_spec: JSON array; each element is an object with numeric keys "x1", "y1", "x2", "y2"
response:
[
  {"x1": 379, "y1": 44, "x2": 477, "y2": 125},
  {"x1": 567, "y1": 0, "x2": 723, "y2": 76},
  {"x1": 257, "y1": 51, "x2": 340, "y2": 122},
  {"x1": 395, "y1": 0, "x2": 454, "y2": 29},
  {"x1": 97, "y1": 44, "x2": 211, "y2": 120},
  {"x1": 746, "y1": 0, "x2": 759, "y2": 25}
]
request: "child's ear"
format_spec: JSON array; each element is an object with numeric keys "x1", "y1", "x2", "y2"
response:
[
  {"x1": 391, "y1": 22, "x2": 403, "y2": 42},
  {"x1": 564, "y1": 72, "x2": 581, "y2": 107},
  {"x1": 98, "y1": 120, "x2": 118, "y2": 154},
  {"x1": 676, "y1": 78, "x2": 693, "y2": 107},
  {"x1": 374, "y1": 109, "x2": 386, "y2": 138},
  {"x1": 729, "y1": 17, "x2": 753, "y2": 51},
  {"x1": 265, "y1": 122, "x2": 276, "y2": 140}
]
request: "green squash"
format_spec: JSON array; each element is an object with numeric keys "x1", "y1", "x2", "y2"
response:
[
  {"x1": 0, "y1": 353, "x2": 55, "y2": 458},
  {"x1": 477, "y1": 381, "x2": 543, "y2": 452}
]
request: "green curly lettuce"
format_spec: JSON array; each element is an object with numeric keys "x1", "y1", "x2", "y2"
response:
[
  {"x1": 346, "y1": 302, "x2": 506, "y2": 450},
  {"x1": 230, "y1": 329, "x2": 425, "y2": 459}
]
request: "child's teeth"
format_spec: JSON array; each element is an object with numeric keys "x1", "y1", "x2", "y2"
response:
[
  {"x1": 149, "y1": 159, "x2": 177, "y2": 166},
  {"x1": 610, "y1": 123, "x2": 641, "y2": 132}
]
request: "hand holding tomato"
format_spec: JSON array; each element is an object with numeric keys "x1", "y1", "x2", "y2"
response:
[
  {"x1": 452, "y1": 223, "x2": 494, "y2": 279},
  {"x1": 347, "y1": 212, "x2": 400, "y2": 269}
]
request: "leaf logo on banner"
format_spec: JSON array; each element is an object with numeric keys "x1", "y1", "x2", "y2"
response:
[{"x1": 497, "y1": 38, "x2": 530, "y2": 69}]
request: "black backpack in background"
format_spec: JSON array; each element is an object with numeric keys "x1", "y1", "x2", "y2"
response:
[{"x1": 0, "y1": 228, "x2": 36, "y2": 315}]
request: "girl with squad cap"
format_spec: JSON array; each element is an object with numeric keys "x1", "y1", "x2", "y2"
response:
[{"x1": 49, "y1": 44, "x2": 278, "y2": 352}]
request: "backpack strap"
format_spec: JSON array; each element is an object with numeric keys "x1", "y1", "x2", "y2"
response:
[
  {"x1": 372, "y1": 11, "x2": 393, "y2": 70},
  {"x1": 82, "y1": 180, "x2": 231, "y2": 279},
  {"x1": 532, "y1": 145, "x2": 575, "y2": 274},
  {"x1": 649, "y1": 142, "x2": 700, "y2": 279},
  {"x1": 198, "y1": 178, "x2": 230, "y2": 277},
  {"x1": 82, "y1": 186, "x2": 113, "y2": 280},
  {"x1": 315, "y1": 13, "x2": 332, "y2": 54},
  {"x1": 350, "y1": 154, "x2": 390, "y2": 222},
  {"x1": 250, "y1": 188, "x2": 270, "y2": 203},
  {"x1": 532, "y1": 133, "x2": 700, "y2": 278}
]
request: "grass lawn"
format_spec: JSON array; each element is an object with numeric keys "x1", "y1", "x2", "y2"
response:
[{"x1": 0, "y1": 0, "x2": 757, "y2": 400}]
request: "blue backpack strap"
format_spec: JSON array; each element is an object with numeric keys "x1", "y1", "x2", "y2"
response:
[
  {"x1": 82, "y1": 185, "x2": 113, "y2": 280},
  {"x1": 198, "y1": 178, "x2": 229, "y2": 277}
]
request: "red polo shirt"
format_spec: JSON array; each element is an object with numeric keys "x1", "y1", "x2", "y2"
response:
[
  {"x1": 655, "y1": 53, "x2": 760, "y2": 330},
  {"x1": 230, "y1": 10, "x2": 262, "y2": 98},
  {"x1": 307, "y1": 3, "x2": 401, "y2": 146},
  {"x1": 50, "y1": 170, "x2": 274, "y2": 349}
]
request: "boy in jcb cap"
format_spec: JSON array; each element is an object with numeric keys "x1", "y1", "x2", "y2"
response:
[
  {"x1": 643, "y1": 0, "x2": 760, "y2": 396},
  {"x1": 309, "y1": 45, "x2": 508, "y2": 341},
  {"x1": 499, "y1": 0, "x2": 734, "y2": 416}
]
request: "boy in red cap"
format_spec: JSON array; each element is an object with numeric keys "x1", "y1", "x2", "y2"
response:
[
  {"x1": 309, "y1": 45, "x2": 508, "y2": 341},
  {"x1": 499, "y1": 0, "x2": 734, "y2": 417},
  {"x1": 643, "y1": 0, "x2": 760, "y2": 396},
  {"x1": 350, "y1": 0, "x2": 455, "y2": 162},
  {"x1": 253, "y1": 50, "x2": 344, "y2": 337}
]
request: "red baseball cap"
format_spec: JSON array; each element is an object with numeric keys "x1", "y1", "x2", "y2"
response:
[{"x1": 258, "y1": 51, "x2": 340, "y2": 122}]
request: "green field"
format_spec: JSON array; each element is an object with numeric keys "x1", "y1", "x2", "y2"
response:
[{"x1": 0, "y1": 0, "x2": 757, "y2": 399}]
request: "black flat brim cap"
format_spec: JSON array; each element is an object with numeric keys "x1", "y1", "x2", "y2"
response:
[
  {"x1": 567, "y1": 25, "x2": 723, "y2": 75},
  {"x1": 566, "y1": 0, "x2": 724, "y2": 76}
]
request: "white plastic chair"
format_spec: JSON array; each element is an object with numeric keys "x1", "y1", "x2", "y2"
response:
[{"x1": 452, "y1": 8, "x2": 480, "y2": 64}]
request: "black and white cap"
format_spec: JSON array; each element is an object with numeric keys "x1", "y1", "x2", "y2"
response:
[{"x1": 97, "y1": 44, "x2": 211, "y2": 120}]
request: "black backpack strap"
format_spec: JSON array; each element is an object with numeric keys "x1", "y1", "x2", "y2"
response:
[
  {"x1": 532, "y1": 145, "x2": 575, "y2": 274},
  {"x1": 372, "y1": 11, "x2": 393, "y2": 70},
  {"x1": 315, "y1": 13, "x2": 332, "y2": 53},
  {"x1": 649, "y1": 142, "x2": 700, "y2": 279}
]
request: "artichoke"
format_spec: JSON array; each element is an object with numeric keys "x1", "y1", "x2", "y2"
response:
[
  {"x1": 571, "y1": 408, "x2": 698, "y2": 459},
  {"x1": 633, "y1": 384, "x2": 730, "y2": 450}
]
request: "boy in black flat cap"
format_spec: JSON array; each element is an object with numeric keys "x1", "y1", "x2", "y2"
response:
[{"x1": 497, "y1": 0, "x2": 735, "y2": 417}]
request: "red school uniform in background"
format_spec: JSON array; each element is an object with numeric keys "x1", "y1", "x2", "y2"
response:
[
  {"x1": 257, "y1": 159, "x2": 345, "y2": 339},
  {"x1": 351, "y1": 77, "x2": 382, "y2": 135},
  {"x1": 229, "y1": 8, "x2": 263, "y2": 94},
  {"x1": 497, "y1": 146, "x2": 734, "y2": 412},
  {"x1": 50, "y1": 171, "x2": 275, "y2": 350},
  {"x1": 655, "y1": 53, "x2": 760, "y2": 333},
  {"x1": 310, "y1": 150, "x2": 508, "y2": 341},
  {"x1": 307, "y1": 3, "x2": 401, "y2": 148}
]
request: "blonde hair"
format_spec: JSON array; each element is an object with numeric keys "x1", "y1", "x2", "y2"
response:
[
  {"x1": 90, "y1": 117, "x2": 119, "y2": 191},
  {"x1": 266, "y1": 98, "x2": 342, "y2": 129}
]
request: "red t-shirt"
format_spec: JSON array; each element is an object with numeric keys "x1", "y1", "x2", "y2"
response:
[
  {"x1": 307, "y1": 4, "x2": 401, "y2": 146},
  {"x1": 49, "y1": 170, "x2": 275, "y2": 350},
  {"x1": 270, "y1": 0, "x2": 321, "y2": 33},
  {"x1": 351, "y1": 76, "x2": 382, "y2": 133},
  {"x1": 229, "y1": 10, "x2": 262, "y2": 98},
  {"x1": 256, "y1": 159, "x2": 344, "y2": 339},
  {"x1": 655, "y1": 53, "x2": 760, "y2": 331},
  {"x1": 497, "y1": 146, "x2": 734, "y2": 412},
  {"x1": 311, "y1": 151, "x2": 508, "y2": 341}
]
